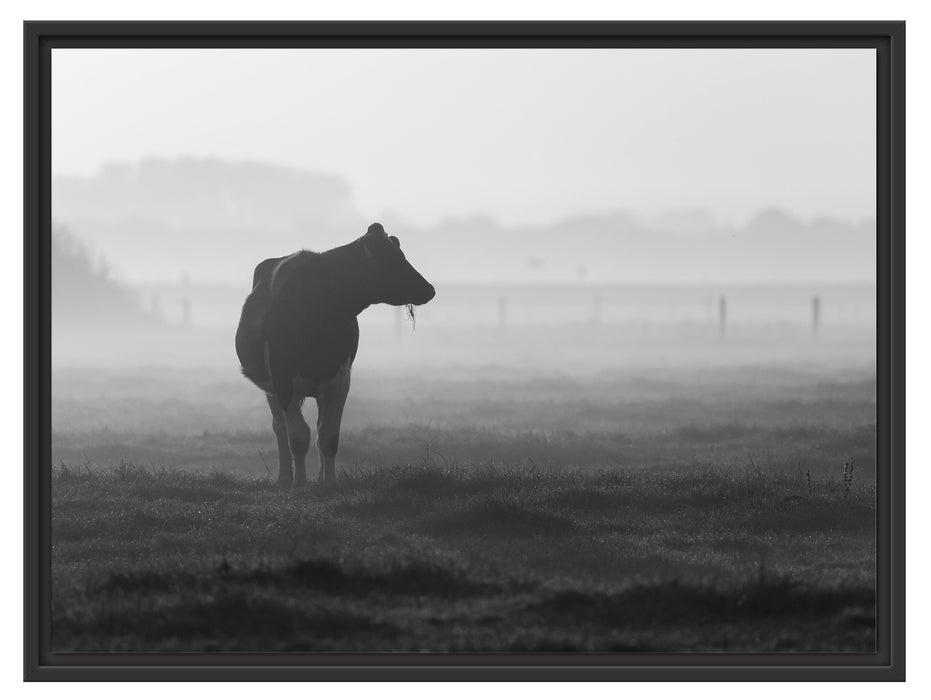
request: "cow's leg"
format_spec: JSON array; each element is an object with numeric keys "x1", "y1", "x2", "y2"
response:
[
  {"x1": 316, "y1": 361, "x2": 351, "y2": 483},
  {"x1": 266, "y1": 393, "x2": 293, "y2": 488},
  {"x1": 284, "y1": 398, "x2": 311, "y2": 488}
]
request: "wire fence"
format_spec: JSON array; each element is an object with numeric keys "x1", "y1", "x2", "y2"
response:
[{"x1": 141, "y1": 282, "x2": 876, "y2": 333}]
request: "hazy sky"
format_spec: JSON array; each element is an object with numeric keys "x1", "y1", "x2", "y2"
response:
[{"x1": 52, "y1": 48, "x2": 875, "y2": 227}]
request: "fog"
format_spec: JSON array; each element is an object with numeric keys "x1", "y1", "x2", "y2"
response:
[
  {"x1": 52, "y1": 48, "x2": 875, "y2": 229},
  {"x1": 50, "y1": 46, "x2": 876, "y2": 442}
]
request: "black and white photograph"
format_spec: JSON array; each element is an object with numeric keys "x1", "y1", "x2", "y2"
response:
[{"x1": 32, "y1": 24, "x2": 901, "y2": 671}]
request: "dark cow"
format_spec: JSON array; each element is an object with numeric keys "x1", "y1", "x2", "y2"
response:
[{"x1": 235, "y1": 223, "x2": 435, "y2": 488}]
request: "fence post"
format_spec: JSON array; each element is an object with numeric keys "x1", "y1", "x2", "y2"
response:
[
  {"x1": 718, "y1": 295, "x2": 727, "y2": 337},
  {"x1": 181, "y1": 272, "x2": 191, "y2": 327},
  {"x1": 812, "y1": 295, "x2": 821, "y2": 337}
]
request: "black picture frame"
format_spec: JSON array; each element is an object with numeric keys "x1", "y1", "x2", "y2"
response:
[{"x1": 24, "y1": 20, "x2": 905, "y2": 681}]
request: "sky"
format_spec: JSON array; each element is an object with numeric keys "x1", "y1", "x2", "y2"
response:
[{"x1": 51, "y1": 48, "x2": 876, "y2": 228}]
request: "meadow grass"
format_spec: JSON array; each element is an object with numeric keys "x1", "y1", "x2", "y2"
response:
[
  {"x1": 50, "y1": 365, "x2": 876, "y2": 651},
  {"x1": 51, "y1": 460, "x2": 875, "y2": 652}
]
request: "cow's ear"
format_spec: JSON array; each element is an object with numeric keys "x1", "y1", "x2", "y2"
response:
[
  {"x1": 366, "y1": 222, "x2": 386, "y2": 237},
  {"x1": 388, "y1": 235, "x2": 401, "y2": 249}
]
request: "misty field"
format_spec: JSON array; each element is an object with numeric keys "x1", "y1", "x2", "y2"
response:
[{"x1": 50, "y1": 357, "x2": 876, "y2": 653}]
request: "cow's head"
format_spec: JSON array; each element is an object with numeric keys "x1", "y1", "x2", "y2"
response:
[{"x1": 361, "y1": 223, "x2": 436, "y2": 306}]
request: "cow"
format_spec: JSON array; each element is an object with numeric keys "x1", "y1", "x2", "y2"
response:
[{"x1": 235, "y1": 223, "x2": 435, "y2": 488}]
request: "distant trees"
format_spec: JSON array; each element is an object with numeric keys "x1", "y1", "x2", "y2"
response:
[{"x1": 52, "y1": 225, "x2": 154, "y2": 328}]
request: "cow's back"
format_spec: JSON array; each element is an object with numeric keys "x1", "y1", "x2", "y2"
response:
[{"x1": 235, "y1": 256, "x2": 282, "y2": 387}]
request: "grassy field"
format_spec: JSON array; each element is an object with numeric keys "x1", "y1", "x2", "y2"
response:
[
  {"x1": 52, "y1": 364, "x2": 876, "y2": 475},
  {"x1": 52, "y1": 462, "x2": 874, "y2": 652},
  {"x1": 50, "y1": 362, "x2": 876, "y2": 653}
]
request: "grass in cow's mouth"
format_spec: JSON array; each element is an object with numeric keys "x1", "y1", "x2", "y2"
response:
[{"x1": 406, "y1": 303, "x2": 416, "y2": 329}]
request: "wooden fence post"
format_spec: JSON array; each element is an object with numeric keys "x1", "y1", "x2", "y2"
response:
[{"x1": 718, "y1": 295, "x2": 727, "y2": 337}]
